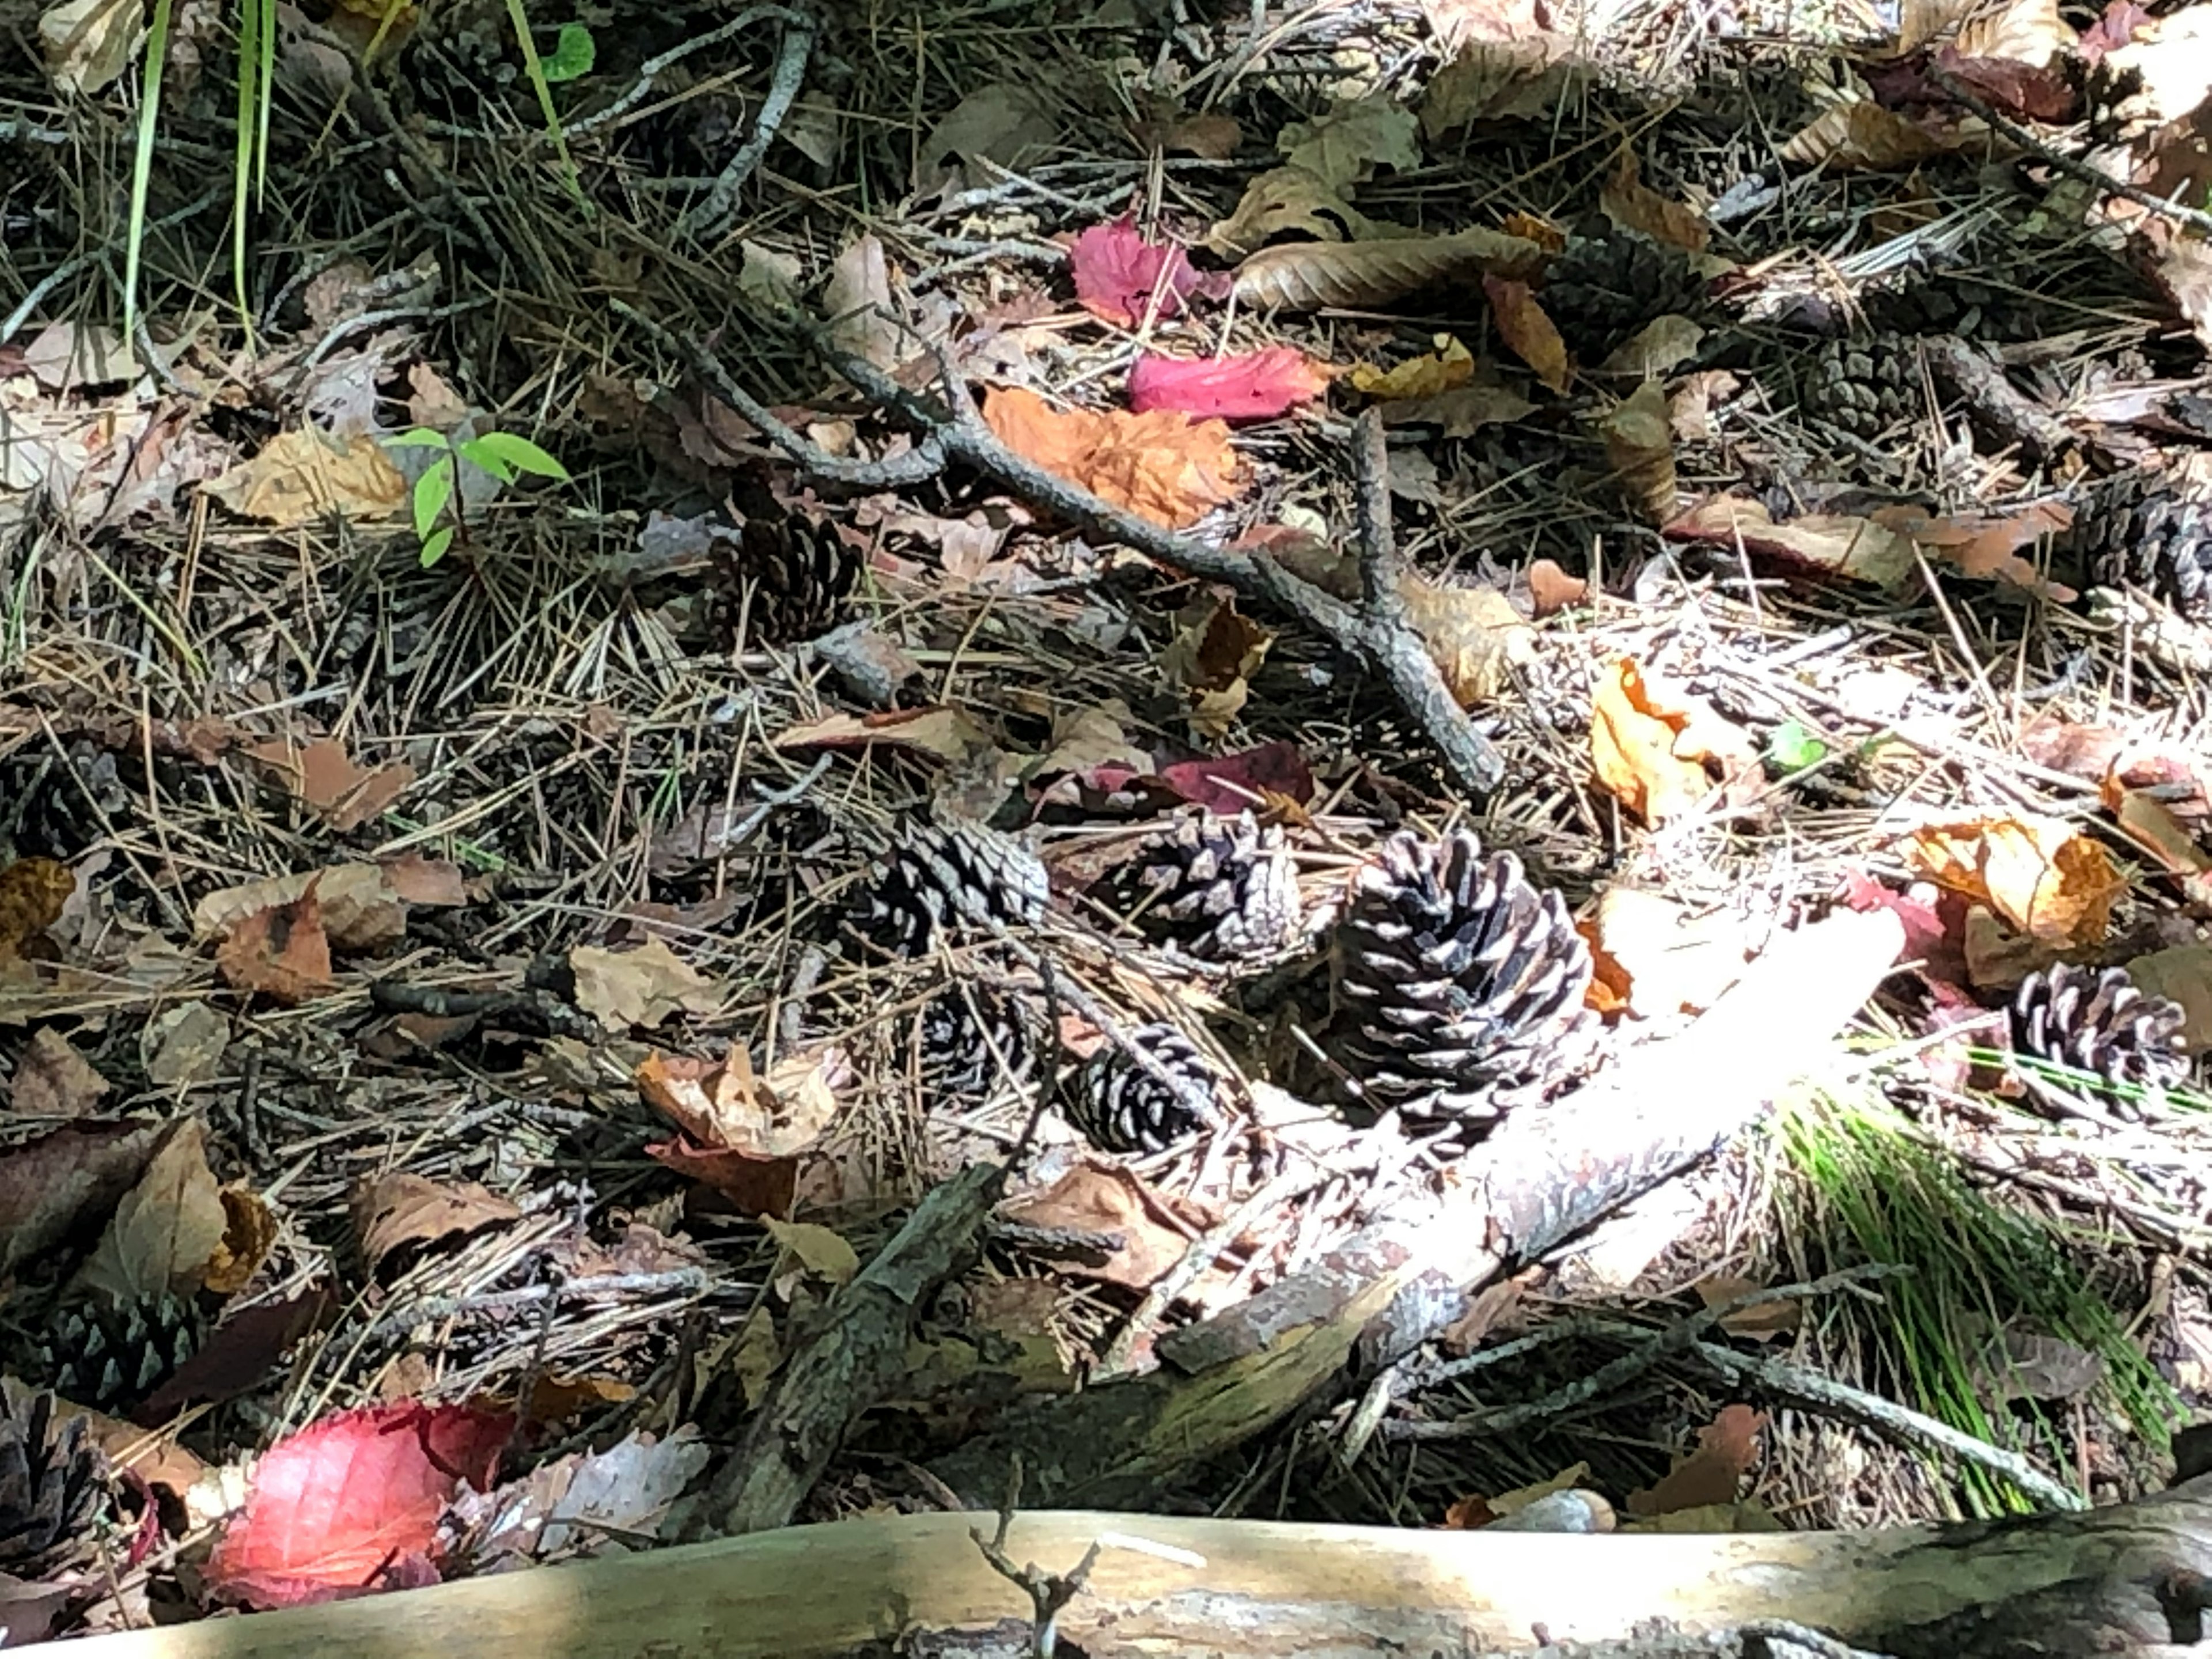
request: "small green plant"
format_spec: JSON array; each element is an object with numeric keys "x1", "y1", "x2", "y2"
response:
[{"x1": 389, "y1": 427, "x2": 570, "y2": 567}]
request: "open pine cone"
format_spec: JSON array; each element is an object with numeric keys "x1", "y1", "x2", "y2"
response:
[
  {"x1": 921, "y1": 985, "x2": 1038, "y2": 1099},
  {"x1": 704, "y1": 514, "x2": 860, "y2": 647},
  {"x1": 1062, "y1": 1022, "x2": 1216, "y2": 1154},
  {"x1": 859, "y1": 819, "x2": 1050, "y2": 957},
  {"x1": 2055, "y1": 471, "x2": 2212, "y2": 623},
  {"x1": 1801, "y1": 332, "x2": 1920, "y2": 442},
  {"x1": 1097, "y1": 809, "x2": 1300, "y2": 965},
  {"x1": 0, "y1": 1388, "x2": 106, "y2": 1571},
  {"x1": 36, "y1": 1290, "x2": 204, "y2": 1415},
  {"x1": 2009, "y1": 963, "x2": 2190, "y2": 1105},
  {"x1": 1328, "y1": 829, "x2": 1594, "y2": 1131},
  {"x1": 1540, "y1": 222, "x2": 1706, "y2": 361}
]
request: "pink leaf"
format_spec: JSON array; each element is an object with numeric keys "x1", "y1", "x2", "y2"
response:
[
  {"x1": 1067, "y1": 215, "x2": 1222, "y2": 327},
  {"x1": 2079, "y1": 0, "x2": 2149, "y2": 64},
  {"x1": 1127, "y1": 349, "x2": 1331, "y2": 420},
  {"x1": 1158, "y1": 741, "x2": 1314, "y2": 812},
  {"x1": 206, "y1": 1402, "x2": 512, "y2": 1608}
]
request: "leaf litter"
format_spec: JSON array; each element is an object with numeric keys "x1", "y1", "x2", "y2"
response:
[{"x1": 4, "y1": 0, "x2": 2212, "y2": 1637}]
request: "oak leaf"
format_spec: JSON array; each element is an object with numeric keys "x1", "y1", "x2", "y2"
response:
[
  {"x1": 982, "y1": 387, "x2": 1244, "y2": 529},
  {"x1": 1902, "y1": 816, "x2": 2123, "y2": 946}
]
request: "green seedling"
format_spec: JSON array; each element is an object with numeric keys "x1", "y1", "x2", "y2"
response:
[{"x1": 388, "y1": 427, "x2": 570, "y2": 567}]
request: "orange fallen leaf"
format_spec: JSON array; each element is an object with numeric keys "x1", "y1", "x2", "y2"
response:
[
  {"x1": 1484, "y1": 275, "x2": 1571, "y2": 392},
  {"x1": 1589, "y1": 658, "x2": 1762, "y2": 827},
  {"x1": 1527, "y1": 558, "x2": 1589, "y2": 616},
  {"x1": 247, "y1": 736, "x2": 415, "y2": 833},
  {"x1": 982, "y1": 386, "x2": 1244, "y2": 529},
  {"x1": 214, "y1": 879, "x2": 335, "y2": 1004},
  {"x1": 1902, "y1": 816, "x2": 2124, "y2": 947},
  {"x1": 1627, "y1": 1404, "x2": 1764, "y2": 1517}
]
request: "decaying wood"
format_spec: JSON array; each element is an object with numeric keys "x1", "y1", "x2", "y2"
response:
[
  {"x1": 926, "y1": 907, "x2": 1907, "y2": 1508},
  {"x1": 691, "y1": 1160, "x2": 1002, "y2": 1536},
  {"x1": 47, "y1": 1481, "x2": 2212, "y2": 1659}
]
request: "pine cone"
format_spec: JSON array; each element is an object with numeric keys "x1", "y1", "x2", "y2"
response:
[
  {"x1": 2056, "y1": 471, "x2": 2212, "y2": 623},
  {"x1": 1328, "y1": 830, "x2": 1594, "y2": 1130},
  {"x1": 2010, "y1": 963, "x2": 2190, "y2": 1100},
  {"x1": 1098, "y1": 810, "x2": 1300, "y2": 964},
  {"x1": 0, "y1": 1388, "x2": 105, "y2": 1569},
  {"x1": 1540, "y1": 224, "x2": 1706, "y2": 361},
  {"x1": 860, "y1": 819, "x2": 1050, "y2": 957},
  {"x1": 37, "y1": 1291, "x2": 204, "y2": 1414},
  {"x1": 1062, "y1": 1022, "x2": 1215, "y2": 1154},
  {"x1": 706, "y1": 514, "x2": 859, "y2": 647},
  {"x1": 921, "y1": 986, "x2": 1037, "y2": 1097},
  {"x1": 1801, "y1": 332, "x2": 1919, "y2": 441},
  {"x1": 1, "y1": 740, "x2": 131, "y2": 862}
]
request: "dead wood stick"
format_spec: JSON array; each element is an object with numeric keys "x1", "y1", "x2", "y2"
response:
[
  {"x1": 47, "y1": 1479, "x2": 2212, "y2": 1659},
  {"x1": 690, "y1": 1160, "x2": 1002, "y2": 1537},
  {"x1": 923, "y1": 909, "x2": 1905, "y2": 1509}
]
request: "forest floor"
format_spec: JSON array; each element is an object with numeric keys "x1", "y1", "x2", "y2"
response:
[{"x1": 3, "y1": 0, "x2": 2212, "y2": 1641}]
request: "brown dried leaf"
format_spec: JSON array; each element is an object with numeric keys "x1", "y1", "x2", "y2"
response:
[
  {"x1": 74, "y1": 1116, "x2": 229, "y2": 1301},
  {"x1": 1528, "y1": 558, "x2": 1589, "y2": 616},
  {"x1": 1600, "y1": 379, "x2": 1676, "y2": 522},
  {"x1": 7, "y1": 1028, "x2": 110, "y2": 1116},
  {"x1": 0, "y1": 858, "x2": 73, "y2": 962},
  {"x1": 981, "y1": 387, "x2": 1245, "y2": 529},
  {"x1": 771, "y1": 704, "x2": 998, "y2": 766},
  {"x1": 1421, "y1": 38, "x2": 1578, "y2": 134},
  {"x1": 195, "y1": 864, "x2": 410, "y2": 953},
  {"x1": 1596, "y1": 316, "x2": 1707, "y2": 379},
  {"x1": 1158, "y1": 593, "x2": 1273, "y2": 740},
  {"x1": 997, "y1": 1162, "x2": 1224, "y2": 1292},
  {"x1": 1780, "y1": 101, "x2": 1956, "y2": 169},
  {"x1": 1955, "y1": 0, "x2": 2070, "y2": 66},
  {"x1": 634, "y1": 1044, "x2": 842, "y2": 1158},
  {"x1": 1484, "y1": 276, "x2": 1571, "y2": 393},
  {"x1": 0, "y1": 1120, "x2": 165, "y2": 1275},
  {"x1": 1231, "y1": 227, "x2": 1544, "y2": 313},
  {"x1": 1590, "y1": 888, "x2": 1752, "y2": 1015},
  {"x1": 1902, "y1": 816, "x2": 2124, "y2": 946},
  {"x1": 201, "y1": 427, "x2": 407, "y2": 526},
  {"x1": 569, "y1": 936, "x2": 720, "y2": 1029},
  {"x1": 203, "y1": 1185, "x2": 277, "y2": 1296},
  {"x1": 1692, "y1": 1275, "x2": 1801, "y2": 1340},
  {"x1": 214, "y1": 881, "x2": 335, "y2": 1005},
  {"x1": 1626, "y1": 1404, "x2": 1765, "y2": 1517},
  {"x1": 351, "y1": 1172, "x2": 522, "y2": 1275},
  {"x1": 245, "y1": 736, "x2": 414, "y2": 833},
  {"x1": 2128, "y1": 945, "x2": 2212, "y2": 1052},
  {"x1": 1374, "y1": 378, "x2": 1537, "y2": 437},
  {"x1": 1203, "y1": 168, "x2": 1379, "y2": 260},
  {"x1": 1600, "y1": 148, "x2": 1710, "y2": 253},
  {"x1": 1397, "y1": 578, "x2": 1533, "y2": 706},
  {"x1": 1662, "y1": 494, "x2": 1919, "y2": 590}
]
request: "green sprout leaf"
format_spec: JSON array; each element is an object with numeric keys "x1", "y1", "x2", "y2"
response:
[
  {"x1": 1766, "y1": 719, "x2": 1828, "y2": 776},
  {"x1": 541, "y1": 21, "x2": 594, "y2": 82},
  {"x1": 419, "y1": 525, "x2": 457, "y2": 568},
  {"x1": 388, "y1": 427, "x2": 456, "y2": 450},
  {"x1": 412, "y1": 456, "x2": 456, "y2": 542},
  {"x1": 464, "y1": 431, "x2": 570, "y2": 482}
]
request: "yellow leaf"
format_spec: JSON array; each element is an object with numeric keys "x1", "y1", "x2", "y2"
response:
[
  {"x1": 202, "y1": 428, "x2": 408, "y2": 527},
  {"x1": 1589, "y1": 658, "x2": 1762, "y2": 827},
  {"x1": 1902, "y1": 817, "x2": 2123, "y2": 946},
  {"x1": 1484, "y1": 276, "x2": 1571, "y2": 392},
  {"x1": 1349, "y1": 335, "x2": 1475, "y2": 399}
]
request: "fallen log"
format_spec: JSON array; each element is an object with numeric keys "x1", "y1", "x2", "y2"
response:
[{"x1": 43, "y1": 1480, "x2": 2212, "y2": 1659}]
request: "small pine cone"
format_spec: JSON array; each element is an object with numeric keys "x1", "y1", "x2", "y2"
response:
[
  {"x1": 1099, "y1": 810, "x2": 1300, "y2": 964},
  {"x1": 1329, "y1": 830, "x2": 1594, "y2": 1131},
  {"x1": 921, "y1": 986, "x2": 1037, "y2": 1097},
  {"x1": 38, "y1": 1291, "x2": 204, "y2": 1415},
  {"x1": 1540, "y1": 224, "x2": 1706, "y2": 361},
  {"x1": 706, "y1": 514, "x2": 859, "y2": 647},
  {"x1": 0, "y1": 1388, "x2": 106, "y2": 1570},
  {"x1": 1801, "y1": 332, "x2": 1919, "y2": 441},
  {"x1": 2, "y1": 740, "x2": 131, "y2": 863},
  {"x1": 860, "y1": 819, "x2": 1050, "y2": 957},
  {"x1": 1063, "y1": 1022, "x2": 1216, "y2": 1154},
  {"x1": 2010, "y1": 963, "x2": 2190, "y2": 1099},
  {"x1": 2055, "y1": 471, "x2": 2212, "y2": 623}
]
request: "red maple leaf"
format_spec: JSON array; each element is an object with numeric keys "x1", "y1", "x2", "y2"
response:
[
  {"x1": 205, "y1": 1402, "x2": 512, "y2": 1608},
  {"x1": 1126, "y1": 349, "x2": 1332, "y2": 419},
  {"x1": 1067, "y1": 215, "x2": 1224, "y2": 327}
]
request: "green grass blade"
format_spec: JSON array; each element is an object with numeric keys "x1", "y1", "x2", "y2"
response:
[
  {"x1": 122, "y1": 0, "x2": 177, "y2": 346},
  {"x1": 230, "y1": 0, "x2": 260, "y2": 330},
  {"x1": 500, "y1": 0, "x2": 591, "y2": 216}
]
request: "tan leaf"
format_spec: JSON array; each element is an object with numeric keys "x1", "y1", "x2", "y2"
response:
[
  {"x1": 1159, "y1": 593, "x2": 1273, "y2": 740},
  {"x1": 37, "y1": 0, "x2": 140, "y2": 96},
  {"x1": 1589, "y1": 887, "x2": 1752, "y2": 1015},
  {"x1": 8, "y1": 1028, "x2": 110, "y2": 1116},
  {"x1": 1963, "y1": 903, "x2": 2066, "y2": 990},
  {"x1": 0, "y1": 858, "x2": 74, "y2": 963},
  {"x1": 634, "y1": 1044, "x2": 842, "y2": 1158},
  {"x1": 1589, "y1": 658, "x2": 1763, "y2": 827},
  {"x1": 1596, "y1": 316, "x2": 1707, "y2": 378},
  {"x1": 1867, "y1": 501, "x2": 2077, "y2": 597},
  {"x1": 914, "y1": 82, "x2": 1054, "y2": 195},
  {"x1": 245, "y1": 736, "x2": 414, "y2": 832},
  {"x1": 42, "y1": 1392, "x2": 206, "y2": 1495},
  {"x1": 1693, "y1": 1275, "x2": 1801, "y2": 1340},
  {"x1": 1421, "y1": 38, "x2": 1578, "y2": 134},
  {"x1": 195, "y1": 863, "x2": 409, "y2": 952},
  {"x1": 202, "y1": 428, "x2": 407, "y2": 526},
  {"x1": 351, "y1": 1171, "x2": 522, "y2": 1275},
  {"x1": 981, "y1": 387, "x2": 1244, "y2": 529},
  {"x1": 770, "y1": 704, "x2": 997, "y2": 766},
  {"x1": 1277, "y1": 93, "x2": 1421, "y2": 192},
  {"x1": 996, "y1": 1162, "x2": 1225, "y2": 1292},
  {"x1": 569, "y1": 936, "x2": 719, "y2": 1029},
  {"x1": 1375, "y1": 378, "x2": 1537, "y2": 437},
  {"x1": 213, "y1": 880, "x2": 335, "y2": 1005},
  {"x1": 74, "y1": 1116, "x2": 229, "y2": 1301},
  {"x1": 1153, "y1": 111, "x2": 1241, "y2": 160},
  {"x1": 1662, "y1": 494, "x2": 1919, "y2": 590},
  {"x1": 1600, "y1": 379, "x2": 1677, "y2": 523},
  {"x1": 1349, "y1": 335, "x2": 1475, "y2": 399},
  {"x1": 1484, "y1": 276, "x2": 1571, "y2": 393},
  {"x1": 2150, "y1": 229, "x2": 2212, "y2": 357},
  {"x1": 1398, "y1": 578, "x2": 1533, "y2": 706},
  {"x1": 1902, "y1": 816, "x2": 2123, "y2": 946},
  {"x1": 822, "y1": 234, "x2": 905, "y2": 378},
  {"x1": 1600, "y1": 148, "x2": 1710, "y2": 252},
  {"x1": 1204, "y1": 167, "x2": 1380, "y2": 260},
  {"x1": 1781, "y1": 102, "x2": 1971, "y2": 170},
  {"x1": 1034, "y1": 700, "x2": 1152, "y2": 781},
  {"x1": 1955, "y1": 0, "x2": 2070, "y2": 66},
  {"x1": 763, "y1": 1218, "x2": 861, "y2": 1286},
  {"x1": 1231, "y1": 227, "x2": 1544, "y2": 312}
]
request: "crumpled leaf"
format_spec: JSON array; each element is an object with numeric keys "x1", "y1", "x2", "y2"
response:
[
  {"x1": 205, "y1": 1402, "x2": 513, "y2": 1608},
  {"x1": 1126, "y1": 349, "x2": 1331, "y2": 420},
  {"x1": 73, "y1": 1115, "x2": 228, "y2": 1302},
  {"x1": 195, "y1": 861, "x2": 450, "y2": 953},
  {"x1": 1868, "y1": 501, "x2": 2076, "y2": 597},
  {"x1": 445, "y1": 1429, "x2": 709, "y2": 1571},
  {"x1": 1067, "y1": 216, "x2": 1224, "y2": 328},
  {"x1": 1421, "y1": 37, "x2": 1581, "y2": 134},
  {"x1": 997, "y1": 1162, "x2": 1225, "y2": 1291},
  {"x1": 1376, "y1": 378, "x2": 1537, "y2": 437},
  {"x1": 982, "y1": 387, "x2": 1245, "y2": 529},
  {"x1": 771, "y1": 704, "x2": 998, "y2": 766},
  {"x1": 1232, "y1": 226, "x2": 1545, "y2": 312},
  {"x1": 634, "y1": 1044, "x2": 842, "y2": 1160},
  {"x1": 764, "y1": 1217, "x2": 861, "y2": 1287},
  {"x1": 1203, "y1": 167, "x2": 1380, "y2": 260},
  {"x1": 913, "y1": 82, "x2": 1055, "y2": 195},
  {"x1": 0, "y1": 1120, "x2": 165, "y2": 1276},
  {"x1": 1277, "y1": 93, "x2": 1421, "y2": 191},
  {"x1": 1597, "y1": 316, "x2": 1706, "y2": 378},
  {"x1": 214, "y1": 880, "x2": 336, "y2": 1005},
  {"x1": 1484, "y1": 276, "x2": 1571, "y2": 392},
  {"x1": 822, "y1": 234, "x2": 906, "y2": 378},
  {"x1": 351, "y1": 1172, "x2": 522, "y2": 1277},
  {"x1": 1902, "y1": 816, "x2": 2123, "y2": 946},
  {"x1": 38, "y1": 0, "x2": 141, "y2": 96},
  {"x1": 202, "y1": 428, "x2": 407, "y2": 527},
  {"x1": 245, "y1": 736, "x2": 414, "y2": 833},
  {"x1": 1350, "y1": 335, "x2": 1475, "y2": 400},
  {"x1": 1158, "y1": 593, "x2": 1272, "y2": 739},
  {"x1": 1399, "y1": 578, "x2": 1533, "y2": 706},
  {"x1": 1590, "y1": 658, "x2": 1763, "y2": 827},
  {"x1": 1600, "y1": 379, "x2": 1676, "y2": 523},
  {"x1": 569, "y1": 937, "x2": 719, "y2": 1029},
  {"x1": 1663, "y1": 494, "x2": 1920, "y2": 590},
  {"x1": 204, "y1": 1185, "x2": 277, "y2": 1296},
  {"x1": 1600, "y1": 147, "x2": 1709, "y2": 253}
]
